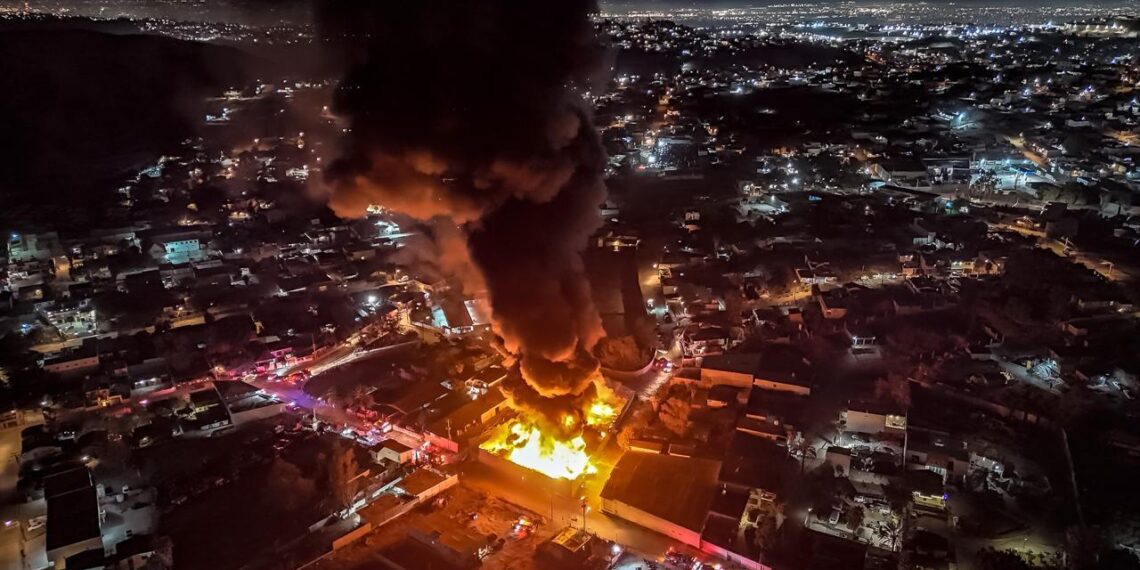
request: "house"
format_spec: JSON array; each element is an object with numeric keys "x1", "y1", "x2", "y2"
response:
[
  {"x1": 844, "y1": 400, "x2": 906, "y2": 434},
  {"x1": 148, "y1": 232, "x2": 209, "y2": 265},
  {"x1": 406, "y1": 510, "x2": 492, "y2": 568},
  {"x1": 430, "y1": 297, "x2": 491, "y2": 338},
  {"x1": 42, "y1": 349, "x2": 100, "y2": 378},
  {"x1": 9, "y1": 231, "x2": 63, "y2": 263},
  {"x1": 45, "y1": 466, "x2": 103, "y2": 569},
  {"x1": 422, "y1": 386, "x2": 509, "y2": 453},
  {"x1": 817, "y1": 289, "x2": 849, "y2": 320},
  {"x1": 905, "y1": 429, "x2": 970, "y2": 483},
  {"x1": 744, "y1": 391, "x2": 806, "y2": 432},
  {"x1": 371, "y1": 439, "x2": 417, "y2": 466},
  {"x1": 701, "y1": 354, "x2": 761, "y2": 389},
  {"x1": 682, "y1": 326, "x2": 731, "y2": 357},
  {"x1": 701, "y1": 487, "x2": 776, "y2": 570},
  {"x1": 753, "y1": 345, "x2": 813, "y2": 396}
]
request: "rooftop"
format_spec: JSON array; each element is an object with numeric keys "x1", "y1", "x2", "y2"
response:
[
  {"x1": 601, "y1": 452, "x2": 721, "y2": 532},
  {"x1": 46, "y1": 486, "x2": 101, "y2": 551}
]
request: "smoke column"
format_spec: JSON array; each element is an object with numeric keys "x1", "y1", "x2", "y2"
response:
[{"x1": 315, "y1": 0, "x2": 610, "y2": 431}]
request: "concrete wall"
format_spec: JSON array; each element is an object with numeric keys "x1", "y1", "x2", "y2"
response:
[
  {"x1": 332, "y1": 523, "x2": 374, "y2": 550},
  {"x1": 599, "y1": 498, "x2": 702, "y2": 548},
  {"x1": 701, "y1": 368, "x2": 753, "y2": 389},
  {"x1": 701, "y1": 540, "x2": 772, "y2": 570},
  {"x1": 753, "y1": 379, "x2": 811, "y2": 396},
  {"x1": 231, "y1": 402, "x2": 286, "y2": 425},
  {"x1": 845, "y1": 410, "x2": 887, "y2": 434},
  {"x1": 474, "y1": 449, "x2": 579, "y2": 498}
]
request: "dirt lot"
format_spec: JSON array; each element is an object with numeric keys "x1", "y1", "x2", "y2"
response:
[{"x1": 310, "y1": 483, "x2": 556, "y2": 570}]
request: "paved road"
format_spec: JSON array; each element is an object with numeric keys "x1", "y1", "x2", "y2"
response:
[
  {"x1": 0, "y1": 426, "x2": 21, "y2": 570},
  {"x1": 0, "y1": 424, "x2": 48, "y2": 570},
  {"x1": 994, "y1": 222, "x2": 1133, "y2": 282}
]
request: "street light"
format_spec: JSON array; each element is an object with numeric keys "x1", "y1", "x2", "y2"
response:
[{"x1": 580, "y1": 496, "x2": 589, "y2": 533}]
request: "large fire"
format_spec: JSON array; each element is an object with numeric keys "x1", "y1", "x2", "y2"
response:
[{"x1": 480, "y1": 396, "x2": 618, "y2": 480}]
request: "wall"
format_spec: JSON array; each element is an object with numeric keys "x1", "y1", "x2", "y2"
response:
[
  {"x1": 599, "y1": 498, "x2": 702, "y2": 548},
  {"x1": 47, "y1": 536, "x2": 103, "y2": 569},
  {"x1": 701, "y1": 368, "x2": 752, "y2": 389},
  {"x1": 230, "y1": 402, "x2": 286, "y2": 426},
  {"x1": 700, "y1": 540, "x2": 772, "y2": 570},
  {"x1": 474, "y1": 449, "x2": 578, "y2": 498},
  {"x1": 44, "y1": 356, "x2": 100, "y2": 377},
  {"x1": 332, "y1": 523, "x2": 374, "y2": 550},
  {"x1": 845, "y1": 410, "x2": 887, "y2": 434},
  {"x1": 753, "y1": 379, "x2": 811, "y2": 396}
]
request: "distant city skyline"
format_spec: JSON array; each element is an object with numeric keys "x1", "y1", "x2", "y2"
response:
[{"x1": 1, "y1": 0, "x2": 1137, "y2": 27}]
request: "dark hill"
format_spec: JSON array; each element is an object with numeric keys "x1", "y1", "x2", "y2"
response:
[{"x1": 0, "y1": 29, "x2": 249, "y2": 225}]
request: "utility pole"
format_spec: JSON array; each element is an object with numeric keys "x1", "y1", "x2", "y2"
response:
[{"x1": 580, "y1": 496, "x2": 589, "y2": 533}]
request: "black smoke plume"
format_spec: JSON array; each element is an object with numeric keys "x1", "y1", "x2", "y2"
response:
[{"x1": 315, "y1": 0, "x2": 610, "y2": 426}]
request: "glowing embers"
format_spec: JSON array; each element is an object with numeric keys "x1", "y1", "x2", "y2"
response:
[{"x1": 481, "y1": 418, "x2": 597, "y2": 481}]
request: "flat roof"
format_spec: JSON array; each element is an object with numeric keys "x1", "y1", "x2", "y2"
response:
[
  {"x1": 379, "y1": 439, "x2": 413, "y2": 454},
  {"x1": 407, "y1": 510, "x2": 488, "y2": 555},
  {"x1": 46, "y1": 486, "x2": 101, "y2": 551},
  {"x1": 396, "y1": 468, "x2": 448, "y2": 497},
  {"x1": 721, "y1": 432, "x2": 792, "y2": 492},
  {"x1": 601, "y1": 453, "x2": 721, "y2": 532},
  {"x1": 425, "y1": 386, "x2": 505, "y2": 438},
  {"x1": 702, "y1": 353, "x2": 761, "y2": 376},
  {"x1": 847, "y1": 399, "x2": 904, "y2": 416},
  {"x1": 43, "y1": 466, "x2": 92, "y2": 500}
]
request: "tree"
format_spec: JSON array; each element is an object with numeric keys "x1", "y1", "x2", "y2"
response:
[
  {"x1": 806, "y1": 470, "x2": 840, "y2": 513},
  {"x1": 790, "y1": 434, "x2": 816, "y2": 475},
  {"x1": 595, "y1": 336, "x2": 646, "y2": 371},
  {"x1": 323, "y1": 440, "x2": 362, "y2": 512},
  {"x1": 847, "y1": 506, "x2": 865, "y2": 531},
  {"x1": 1090, "y1": 548, "x2": 1140, "y2": 570},
  {"x1": 351, "y1": 385, "x2": 374, "y2": 409},
  {"x1": 873, "y1": 373, "x2": 911, "y2": 408},
  {"x1": 975, "y1": 548, "x2": 1032, "y2": 570},
  {"x1": 656, "y1": 384, "x2": 693, "y2": 437},
  {"x1": 754, "y1": 511, "x2": 780, "y2": 551},
  {"x1": 880, "y1": 516, "x2": 903, "y2": 551},
  {"x1": 265, "y1": 458, "x2": 317, "y2": 514}
]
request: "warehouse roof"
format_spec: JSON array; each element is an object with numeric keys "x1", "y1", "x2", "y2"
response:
[{"x1": 601, "y1": 453, "x2": 721, "y2": 532}]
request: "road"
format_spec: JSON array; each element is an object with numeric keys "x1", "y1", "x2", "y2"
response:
[
  {"x1": 0, "y1": 423, "x2": 48, "y2": 570},
  {"x1": 1007, "y1": 136, "x2": 1049, "y2": 169},
  {"x1": 993, "y1": 222, "x2": 1133, "y2": 282},
  {"x1": 0, "y1": 426, "x2": 22, "y2": 570},
  {"x1": 1039, "y1": 237, "x2": 1132, "y2": 282}
]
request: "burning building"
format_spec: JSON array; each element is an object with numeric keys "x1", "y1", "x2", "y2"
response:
[
  {"x1": 316, "y1": 0, "x2": 616, "y2": 479},
  {"x1": 478, "y1": 388, "x2": 619, "y2": 482}
]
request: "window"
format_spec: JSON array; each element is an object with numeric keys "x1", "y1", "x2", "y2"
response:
[{"x1": 885, "y1": 414, "x2": 907, "y2": 430}]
